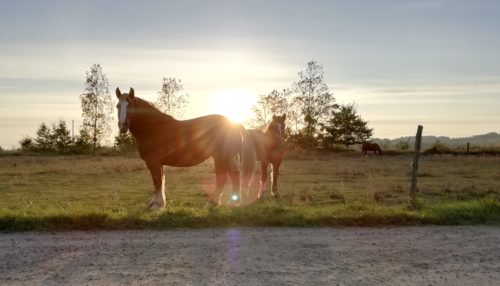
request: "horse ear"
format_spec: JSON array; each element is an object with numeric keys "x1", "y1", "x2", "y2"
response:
[
  {"x1": 129, "y1": 88, "x2": 135, "y2": 99},
  {"x1": 282, "y1": 113, "x2": 286, "y2": 120},
  {"x1": 272, "y1": 115, "x2": 276, "y2": 120},
  {"x1": 115, "y1": 87, "x2": 122, "y2": 99}
]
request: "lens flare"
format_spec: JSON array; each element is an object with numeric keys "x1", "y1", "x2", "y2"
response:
[{"x1": 231, "y1": 194, "x2": 239, "y2": 201}]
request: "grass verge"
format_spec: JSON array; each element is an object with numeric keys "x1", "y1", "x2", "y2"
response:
[{"x1": 1, "y1": 198, "x2": 499, "y2": 231}]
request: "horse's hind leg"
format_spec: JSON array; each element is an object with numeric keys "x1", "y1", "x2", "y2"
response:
[
  {"x1": 146, "y1": 162, "x2": 166, "y2": 210},
  {"x1": 228, "y1": 159, "x2": 241, "y2": 204},
  {"x1": 257, "y1": 162, "x2": 268, "y2": 199},
  {"x1": 211, "y1": 157, "x2": 229, "y2": 206}
]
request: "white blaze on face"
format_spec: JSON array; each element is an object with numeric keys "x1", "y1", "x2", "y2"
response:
[
  {"x1": 118, "y1": 100, "x2": 128, "y2": 129},
  {"x1": 277, "y1": 123, "x2": 284, "y2": 135}
]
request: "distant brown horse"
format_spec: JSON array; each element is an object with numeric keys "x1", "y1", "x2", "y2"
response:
[
  {"x1": 362, "y1": 142, "x2": 382, "y2": 155},
  {"x1": 248, "y1": 114, "x2": 286, "y2": 199},
  {"x1": 115, "y1": 87, "x2": 256, "y2": 209}
]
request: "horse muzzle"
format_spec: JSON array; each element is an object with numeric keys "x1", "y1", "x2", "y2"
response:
[{"x1": 119, "y1": 124, "x2": 129, "y2": 133}]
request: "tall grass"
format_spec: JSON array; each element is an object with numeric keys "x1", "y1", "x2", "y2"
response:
[{"x1": 0, "y1": 153, "x2": 499, "y2": 231}]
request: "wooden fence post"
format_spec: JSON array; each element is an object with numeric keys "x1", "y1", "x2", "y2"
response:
[{"x1": 410, "y1": 125, "x2": 423, "y2": 206}]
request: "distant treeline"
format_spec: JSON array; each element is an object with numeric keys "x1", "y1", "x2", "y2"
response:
[
  {"x1": 16, "y1": 120, "x2": 135, "y2": 155},
  {"x1": 375, "y1": 132, "x2": 500, "y2": 149}
]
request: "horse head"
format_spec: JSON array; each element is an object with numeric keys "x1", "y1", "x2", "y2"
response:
[
  {"x1": 265, "y1": 114, "x2": 287, "y2": 149},
  {"x1": 115, "y1": 87, "x2": 136, "y2": 133},
  {"x1": 269, "y1": 114, "x2": 287, "y2": 137}
]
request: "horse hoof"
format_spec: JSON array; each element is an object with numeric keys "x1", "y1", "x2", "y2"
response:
[
  {"x1": 206, "y1": 199, "x2": 220, "y2": 209},
  {"x1": 148, "y1": 198, "x2": 166, "y2": 210},
  {"x1": 206, "y1": 203, "x2": 216, "y2": 209},
  {"x1": 148, "y1": 203, "x2": 164, "y2": 211},
  {"x1": 271, "y1": 192, "x2": 280, "y2": 198},
  {"x1": 148, "y1": 200, "x2": 156, "y2": 210}
]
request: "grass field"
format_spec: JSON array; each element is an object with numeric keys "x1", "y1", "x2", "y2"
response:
[{"x1": 1, "y1": 152, "x2": 499, "y2": 230}]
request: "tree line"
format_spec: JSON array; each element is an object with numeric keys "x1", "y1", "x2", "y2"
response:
[
  {"x1": 251, "y1": 60, "x2": 372, "y2": 149},
  {"x1": 20, "y1": 60, "x2": 373, "y2": 154}
]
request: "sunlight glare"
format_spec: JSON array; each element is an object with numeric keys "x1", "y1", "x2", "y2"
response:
[{"x1": 208, "y1": 89, "x2": 256, "y2": 123}]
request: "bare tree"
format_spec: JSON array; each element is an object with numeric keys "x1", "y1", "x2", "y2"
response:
[
  {"x1": 251, "y1": 89, "x2": 291, "y2": 130},
  {"x1": 293, "y1": 60, "x2": 337, "y2": 141},
  {"x1": 287, "y1": 96, "x2": 303, "y2": 134},
  {"x1": 156, "y1": 77, "x2": 189, "y2": 118},
  {"x1": 79, "y1": 64, "x2": 113, "y2": 154}
]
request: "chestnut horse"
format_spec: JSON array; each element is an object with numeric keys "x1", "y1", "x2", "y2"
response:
[
  {"x1": 362, "y1": 142, "x2": 382, "y2": 155},
  {"x1": 115, "y1": 88, "x2": 255, "y2": 209},
  {"x1": 248, "y1": 114, "x2": 286, "y2": 199}
]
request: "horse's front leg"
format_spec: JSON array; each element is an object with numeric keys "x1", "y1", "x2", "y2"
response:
[
  {"x1": 146, "y1": 162, "x2": 166, "y2": 210},
  {"x1": 271, "y1": 161, "x2": 281, "y2": 198},
  {"x1": 257, "y1": 162, "x2": 268, "y2": 199}
]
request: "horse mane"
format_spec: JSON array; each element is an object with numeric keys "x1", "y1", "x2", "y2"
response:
[{"x1": 133, "y1": 96, "x2": 176, "y2": 121}]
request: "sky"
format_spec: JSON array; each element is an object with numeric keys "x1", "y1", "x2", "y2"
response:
[{"x1": 1, "y1": 0, "x2": 500, "y2": 149}]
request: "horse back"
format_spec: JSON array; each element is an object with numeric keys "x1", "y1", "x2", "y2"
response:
[{"x1": 135, "y1": 114, "x2": 243, "y2": 167}]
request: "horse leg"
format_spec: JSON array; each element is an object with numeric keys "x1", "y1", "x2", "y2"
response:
[
  {"x1": 211, "y1": 158, "x2": 228, "y2": 206},
  {"x1": 228, "y1": 158, "x2": 241, "y2": 204},
  {"x1": 257, "y1": 162, "x2": 268, "y2": 199},
  {"x1": 271, "y1": 161, "x2": 281, "y2": 198},
  {"x1": 146, "y1": 162, "x2": 166, "y2": 210}
]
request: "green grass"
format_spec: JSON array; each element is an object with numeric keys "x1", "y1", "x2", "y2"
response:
[{"x1": 0, "y1": 153, "x2": 499, "y2": 231}]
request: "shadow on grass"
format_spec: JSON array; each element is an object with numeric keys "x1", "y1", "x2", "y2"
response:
[{"x1": 1, "y1": 199, "x2": 499, "y2": 231}]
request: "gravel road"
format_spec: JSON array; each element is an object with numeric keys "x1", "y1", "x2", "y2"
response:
[{"x1": 1, "y1": 226, "x2": 499, "y2": 285}]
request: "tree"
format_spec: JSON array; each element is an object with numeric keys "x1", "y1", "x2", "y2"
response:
[
  {"x1": 287, "y1": 96, "x2": 303, "y2": 134},
  {"x1": 251, "y1": 89, "x2": 291, "y2": 130},
  {"x1": 20, "y1": 137, "x2": 34, "y2": 152},
  {"x1": 34, "y1": 122, "x2": 54, "y2": 152},
  {"x1": 155, "y1": 77, "x2": 189, "y2": 118},
  {"x1": 79, "y1": 64, "x2": 113, "y2": 154},
  {"x1": 396, "y1": 139, "x2": 410, "y2": 151},
  {"x1": 114, "y1": 131, "x2": 136, "y2": 153},
  {"x1": 321, "y1": 103, "x2": 373, "y2": 150},
  {"x1": 52, "y1": 120, "x2": 72, "y2": 152},
  {"x1": 293, "y1": 60, "x2": 338, "y2": 145},
  {"x1": 73, "y1": 128, "x2": 92, "y2": 154},
  {"x1": 21, "y1": 120, "x2": 74, "y2": 153}
]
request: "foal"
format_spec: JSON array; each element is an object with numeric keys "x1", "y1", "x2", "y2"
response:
[{"x1": 249, "y1": 114, "x2": 286, "y2": 199}]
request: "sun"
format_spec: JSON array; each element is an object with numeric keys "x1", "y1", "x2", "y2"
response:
[{"x1": 208, "y1": 89, "x2": 256, "y2": 123}]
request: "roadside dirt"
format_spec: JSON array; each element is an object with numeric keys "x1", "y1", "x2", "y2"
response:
[{"x1": 1, "y1": 226, "x2": 499, "y2": 285}]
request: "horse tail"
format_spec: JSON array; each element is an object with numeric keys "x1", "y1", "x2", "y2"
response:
[{"x1": 239, "y1": 128, "x2": 256, "y2": 192}]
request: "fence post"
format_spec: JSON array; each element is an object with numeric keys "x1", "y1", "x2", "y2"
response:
[
  {"x1": 466, "y1": 142, "x2": 470, "y2": 155},
  {"x1": 410, "y1": 125, "x2": 423, "y2": 206}
]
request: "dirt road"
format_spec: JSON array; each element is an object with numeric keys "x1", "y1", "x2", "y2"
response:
[{"x1": 1, "y1": 226, "x2": 499, "y2": 285}]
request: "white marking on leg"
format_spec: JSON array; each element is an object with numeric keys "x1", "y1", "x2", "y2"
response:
[
  {"x1": 270, "y1": 169, "x2": 274, "y2": 188},
  {"x1": 160, "y1": 167, "x2": 166, "y2": 207}
]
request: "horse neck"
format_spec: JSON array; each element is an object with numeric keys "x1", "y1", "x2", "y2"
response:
[
  {"x1": 264, "y1": 125, "x2": 284, "y2": 146},
  {"x1": 129, "y1": 99, "x2": 176, "y2": 138}
]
